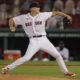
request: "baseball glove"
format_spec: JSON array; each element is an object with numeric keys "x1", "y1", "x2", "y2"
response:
[
  {"x1": 63, "y1": 17, "x2": 71, "y2": 24},
  {"x1": 63, "y1": 17, "x2": 72, "y2": 28}
]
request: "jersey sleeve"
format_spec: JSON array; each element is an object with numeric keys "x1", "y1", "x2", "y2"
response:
[
  {"x1": 13, "y1": 16, "x2": 22, "y2": 26},
  {"x1": 43, "y1": 12, "x2": 52, "y2": 20}
]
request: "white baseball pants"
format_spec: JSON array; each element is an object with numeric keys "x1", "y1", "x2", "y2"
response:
[{"x1": 6, "y1": 36, "x2": 68, "y2": 74}]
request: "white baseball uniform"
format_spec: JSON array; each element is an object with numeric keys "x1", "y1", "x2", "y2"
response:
[{"x1": 6, "y1": 12, "x2": 68, "y2": 74}]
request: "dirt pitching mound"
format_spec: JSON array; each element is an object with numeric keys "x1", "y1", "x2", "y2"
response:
[{"x1": 0, "y1": 74, "x2": 74, "y2": 80}]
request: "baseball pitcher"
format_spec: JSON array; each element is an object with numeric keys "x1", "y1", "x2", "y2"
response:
[{"x1": 1, "y1": 2, "x2": 76, "y2": 77}]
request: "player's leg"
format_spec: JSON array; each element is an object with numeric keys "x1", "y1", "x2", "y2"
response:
[
  {"x1": 40, "y1": 37, "x2": 68, "y2": 73},
  {"x1": 40, "y1": 37, "x2": 76, "y2": 76},
  {"x1": 1, "y1": 38, "x2": 39, "y2": 74}
]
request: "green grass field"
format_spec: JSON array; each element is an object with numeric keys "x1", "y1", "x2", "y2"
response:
[{"x1": 0, "y1": 60, "x2": 80, "y2": 79}]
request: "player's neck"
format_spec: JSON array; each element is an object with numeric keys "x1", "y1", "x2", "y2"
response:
[{"x1": 30, "y1": 12, "x2": 39, "y2": 17}]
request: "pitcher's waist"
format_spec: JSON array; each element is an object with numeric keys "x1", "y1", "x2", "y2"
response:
[{"x1": 30, "y1": 35, "x2": 46, "y2": 38}]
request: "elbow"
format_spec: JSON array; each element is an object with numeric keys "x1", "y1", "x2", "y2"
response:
[
  {"x1": 9, "y1": 18, "x2": 16, "y2": 32},
  {"x1": 10, "y1": 26, "x2": 16, "y2": 32}
]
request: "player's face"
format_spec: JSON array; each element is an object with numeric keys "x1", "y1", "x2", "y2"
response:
[{"x1": 30, "y1": 7, "x2": 40, "y2": 14}]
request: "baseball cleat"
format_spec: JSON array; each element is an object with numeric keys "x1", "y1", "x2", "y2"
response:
[
  {"x1": 1, "y1": 67, "x2": 9, "y2": 74},
  {"x1": 65, "y1": 72, "x2": 76, "y2": 77}
]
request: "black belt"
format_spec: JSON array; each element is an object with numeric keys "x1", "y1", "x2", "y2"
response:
[{"x1": 32, "y1": 35, "x2": 45, "y2": 38}]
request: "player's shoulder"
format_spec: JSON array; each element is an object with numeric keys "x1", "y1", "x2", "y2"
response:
[
  {"x1": 15, "y1": 14, "x2": 28, "y2": 18},
  {"x1": 40, "y1": 12, "x2": 52, "y2": 14},
  {"x1": 39, "y1": 12, "x2": 52, "y2": 17}
]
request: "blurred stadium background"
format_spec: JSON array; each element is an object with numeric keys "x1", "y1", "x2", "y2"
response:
[{"x1": 0, "y1": 0, "x2": 80, "y2": 61}]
